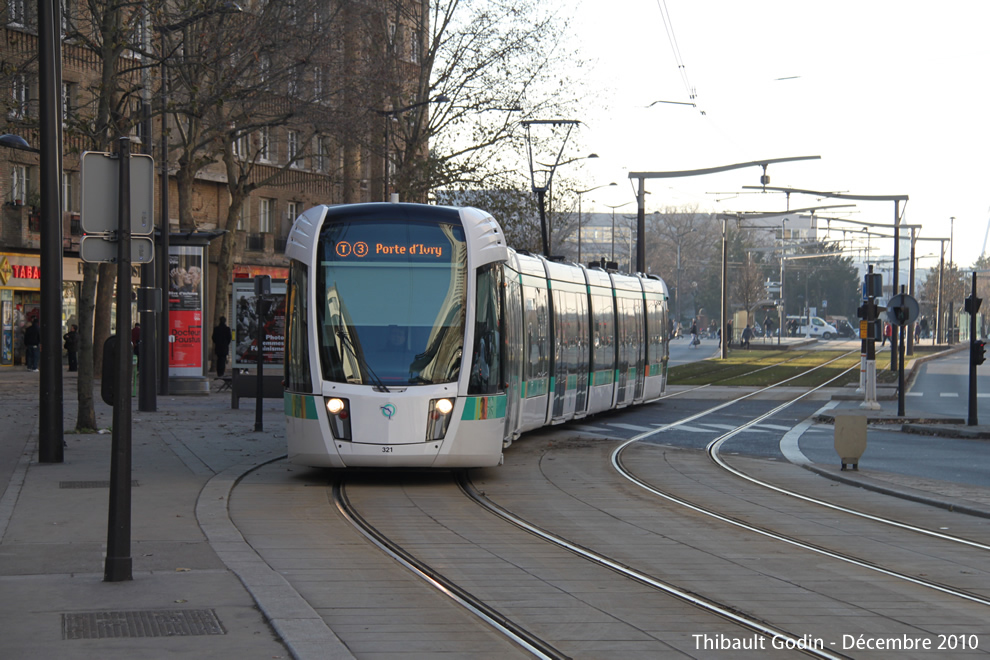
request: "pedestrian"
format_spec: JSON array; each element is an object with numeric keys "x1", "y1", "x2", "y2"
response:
[
  {"x1": 23, "y1": 319, "x2": 40, "y2": 371},
  {"x1": 63, "y1": 324, "x2": 79, "y2": 372},
  {"x1": 131, "y1": 322, "x2": 141, "y2": 368},
  {"x1": 725, "y1": 320, "x2": 733, "y2": 348},
  {"x1": 689, "y1": 320, "x2": 699, "y2": 348},
  {"x1": 882, "y1": 322, "x2": 891, "y2": 347},
  {"x1": 741, "y1": 324, "x2": 753, "y2": 349},
  {"x1": 764, "y1": 316, "x2": 774, "y2": 342},
  {"x1": 212, "y1": 316, "x2": 233, "y2": 378}
]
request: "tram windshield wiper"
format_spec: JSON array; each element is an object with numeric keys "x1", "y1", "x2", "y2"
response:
[{"x1": 336, "y1": 330, "x2": 390, "y2": 393}]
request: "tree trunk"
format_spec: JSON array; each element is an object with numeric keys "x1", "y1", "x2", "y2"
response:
[
  {"x1": 92, "y1": 262, "x2": 116, "y2": 371},
  {"x1": 176, "y1": 159, "x2": 198, "y2": 232},
  {"x1": 212, "y1": 196, "x2": 247, "y2": 330},
  {"x1": 75, "y1": 262, "x2": 99, "y2": 431}
]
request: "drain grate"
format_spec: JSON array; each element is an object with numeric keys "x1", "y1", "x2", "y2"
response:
[
  {"x1": 62, "y1": 609, "x2": 225, "y2": 639},
  {"x1": 59, "y1": 480, "x2": 139, "y2": 489}
]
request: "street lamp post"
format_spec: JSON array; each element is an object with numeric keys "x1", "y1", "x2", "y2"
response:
[
  {"x1": 381, "y1": 94, "x2": 449, "y2": 201},
  {"x1": 522, "y1": 119, "x2": 583, "y2": 258},
  {"x1": 604, "y1": 202, "x2": 633, "y2": 267},
  {"x1": 575, "y1": 183, "x2": 616, "y2": 264},
  {"x1": 37, "y1": 0, "x2": 64, "y2": 462}
]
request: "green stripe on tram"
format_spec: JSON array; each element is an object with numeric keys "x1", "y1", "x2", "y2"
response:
[{"x1": 284, "y1": 392, "x2": 319, "y2": 420}]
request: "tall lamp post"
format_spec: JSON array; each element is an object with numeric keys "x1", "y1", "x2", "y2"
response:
[
  {"x1": 8, "y1": 0, "x2": 66, "y2": 462},
  {"x1": 381, "y1": 94, "x2": 449, "y2": 201},
  {"x1": 575, "y1": 183, "x2": 615, "y2": 264},
  {"x1": 604, "y1": 202, "x2": 633, "y2": 268},
  {"x1": 522, "y1": 119, "x2": 583, "y2": 258}
]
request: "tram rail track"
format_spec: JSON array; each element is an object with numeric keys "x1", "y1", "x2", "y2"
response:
[
  {"x1": 613, "y1": 353, "x2": 990, "y2": 610},
  {"x1": 333, "y1": 471, "x2": 851, "y2": 659}
]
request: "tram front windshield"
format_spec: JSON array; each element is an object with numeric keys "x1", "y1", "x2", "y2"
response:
[{"x1": 316, "y1": 217, "x2": 467, "y2": 387}]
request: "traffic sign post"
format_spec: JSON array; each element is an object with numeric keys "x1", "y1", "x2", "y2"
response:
[
  {"x1": 886, "y1": 288, "x2": 919, "y2": 417},
  {"x1": 857, "y1": 267, "x2": 882, "y2": 410},
  {"x1": 967, "y1": 272, "x2": 983, "y2": 426}
]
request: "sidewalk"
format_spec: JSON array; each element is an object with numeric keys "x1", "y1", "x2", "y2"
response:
[{"x1": 0, "y1": 367, "x2": 349, "y2": 660}]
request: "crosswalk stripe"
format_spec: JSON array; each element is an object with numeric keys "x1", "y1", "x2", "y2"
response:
[
  {"x1": 607, "y1": 423, "x2": 655, "y2": 432},
  {"x1": 940, "y1": 392, "x2": 959, "y2": 398}
]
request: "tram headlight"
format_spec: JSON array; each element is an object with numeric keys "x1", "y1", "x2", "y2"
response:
[
  {"x1": 426, "y1": 398, "x2": 455, "y2": 441},
  {"x1": 324, "y1": 397, "x2": 352, "y2": 441}
]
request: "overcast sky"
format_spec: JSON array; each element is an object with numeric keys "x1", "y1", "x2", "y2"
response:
[{"x1": 554, "y1": 1, "x2": 990, "y2": 273}]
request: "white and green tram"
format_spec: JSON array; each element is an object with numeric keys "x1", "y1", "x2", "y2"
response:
[{"x1": 283, "y1": 202, "x2": 669, "y2": 468}]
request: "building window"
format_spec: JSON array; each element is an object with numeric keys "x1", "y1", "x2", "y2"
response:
[
  {"x1": 313, "y1": 66, "x2": 324, "y2": 101},
  {"x1": 287, "y1": 130, "x2": 300, "y2": 168},
  {"x1": 259, "y1": 197, "x2": 275, "y2": 233},
  {"x1": 236, "y1": 203, "x2": 247, "y2": 231},
  {"x1": 10, "y1": 165, "x2": 29, "y2": 204},
  {"x1": 258, "y1": 127, "x2": 272, "y2": 162},
  {"x1": 61, "y1": 81, "x2": 74, "y2": 125},
  {"x1": 232, "y1": 131, "x2": 248, "y2": 160},
  {"x1": 409, "y1": 30, "x2": 421, "y2": 64},
  {"x1": 62, "y1": 171, "x2": 78, "y2": 213},
  {"x1": 313, "y1": 136, "x2": 328, "y2": 172},
  {"x1": 11, "y1": 74, "x2": 29, "y2": 119},
  {"x1": 8, "y1": 0, "x2": 26, "y2": 26}
]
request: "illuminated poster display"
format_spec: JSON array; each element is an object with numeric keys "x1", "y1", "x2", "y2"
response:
[
  {"x1": 232, "y1": 279, "x2": 286, "y2": 369},
  {"x1": 168, "y1": 246, "x2": 204, "y2": 375}
]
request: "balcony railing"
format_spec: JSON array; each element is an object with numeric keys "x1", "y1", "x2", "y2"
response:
[{"x1": 246, "y1": 233, "x2": 266, "y2": 251}]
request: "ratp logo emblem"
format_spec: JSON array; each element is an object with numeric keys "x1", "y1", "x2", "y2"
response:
[{"x1": 380, "y1": 403, "x2": 396, "y2": 420}]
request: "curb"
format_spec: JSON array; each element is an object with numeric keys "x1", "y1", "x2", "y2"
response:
[{"x1": 195, "y1": 454, "x2": 356, "y2": 660}]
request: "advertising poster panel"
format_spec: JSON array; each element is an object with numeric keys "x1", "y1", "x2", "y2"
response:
[
  {"x1": 232, "y1": 279, "x2": 286, "y2": 369},
  {"x1": 168, "y1": 246, "x2": 205, "y2": 376}
]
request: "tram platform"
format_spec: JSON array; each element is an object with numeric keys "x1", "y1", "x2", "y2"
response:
[{"x1": 1, "y1": 358, "x2": 989, "y2": 659}]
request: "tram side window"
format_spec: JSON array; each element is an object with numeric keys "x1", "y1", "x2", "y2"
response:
[
  {"x1": 285, "y1": 259, "x2": 313, "y2": 392},
  {"x1": 523, "y1": 284, "x2": 550, "y2": 397},
  {"x1": 591, "y1": 292, "x2": 615, "y2": 376},
  {"x1": 646, "y1": 298, "x2": 664, "y2": 372},
  {"x1": 468, "y1": 264, "x2": 503, "y2": 395}
]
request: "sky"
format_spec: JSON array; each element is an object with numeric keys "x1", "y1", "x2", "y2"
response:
[{"x1": 553, "y1": 0, "x2": 990, "y2": 273}]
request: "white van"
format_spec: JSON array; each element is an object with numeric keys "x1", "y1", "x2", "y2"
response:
[{"x1": 785, "y1": 315, "x2": 839, "y2": 340}]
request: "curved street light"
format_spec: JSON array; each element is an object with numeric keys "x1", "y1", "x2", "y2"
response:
[
  {"x1": 381, "y1": 94, "x2": 450, "y2": 201},
  {"x1": 575, "y1": 182, "x2": 616, "y2": 264}
]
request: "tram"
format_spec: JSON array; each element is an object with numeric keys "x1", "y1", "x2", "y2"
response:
[{"x1": 283, "y1": 202, "x2": 669, "y2": 468}]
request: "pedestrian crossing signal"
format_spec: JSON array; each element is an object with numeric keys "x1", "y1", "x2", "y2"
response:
[{"x1": 974, "y1": 340, "x2": 987, "y2": 366}]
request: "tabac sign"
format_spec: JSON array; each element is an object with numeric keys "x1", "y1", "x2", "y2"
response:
[{"x1": 0, "y1": 254, "x2": 41, "y2": 287}]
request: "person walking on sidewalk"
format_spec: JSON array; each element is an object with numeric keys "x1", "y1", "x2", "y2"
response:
[
  {"x1": 63, "y1": 324, "x2": 79, "y2": 372},
  {"x1": 23, "y1": 319, "x2": 40, "y2": 371},
  {"x1": 212, "y1": 316, "x2": 233, "y2": 378}
]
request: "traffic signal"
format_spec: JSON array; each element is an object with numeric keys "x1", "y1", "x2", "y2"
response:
[
  {"x1": 965, "y1": 295, "x2": 983, "y2": 315},
  {"x1": 973, "y1": 340, "x2": 987, "y2": 366}
]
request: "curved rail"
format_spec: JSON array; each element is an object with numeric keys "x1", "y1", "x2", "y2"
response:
[
  {"x1": 331, "y1": 480, "x2": 569, "y2": 660},
  {"x1": 457, "y1": 474, "x2": 850, "y2": 660},
  {"x1": 612, "y1": 362, "x2": 990, "y2": 609}
]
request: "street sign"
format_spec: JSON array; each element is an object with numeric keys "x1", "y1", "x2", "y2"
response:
[
  {"x1": 886, "y1": 293, "x2": 920, "y2": 326},
  {"x1": 80, "y1": 235, "x2": 155, "y2": 264},
  {"x1": 80, "y1": 151, "x2": 155, "y2": 235}
]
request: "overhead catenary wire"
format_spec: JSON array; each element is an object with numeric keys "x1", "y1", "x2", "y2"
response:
[{"x1": 656, "y1": 0, "x2": 695, "y2": 101}]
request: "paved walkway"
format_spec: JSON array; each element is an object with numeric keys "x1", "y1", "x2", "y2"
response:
[{"x1": 0, "y1": 368, "x2": 351, "y2": 659}]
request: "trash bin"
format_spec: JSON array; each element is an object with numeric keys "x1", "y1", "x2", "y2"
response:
[{"x1": 834, "y1": 414, "x2": 867, "y2": 471}]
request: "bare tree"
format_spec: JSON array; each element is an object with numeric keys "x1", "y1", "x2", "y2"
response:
[{"x1": 362, "y1": 0, "x2": 584, "y2": 202}]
